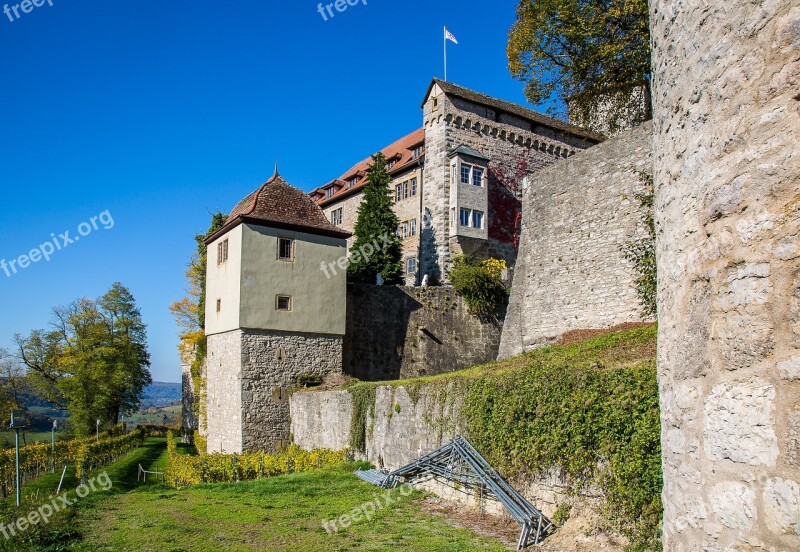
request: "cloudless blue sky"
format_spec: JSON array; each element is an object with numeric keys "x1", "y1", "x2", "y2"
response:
[{"x1": 0, "y1": 0, "x2": 558, "y2": 383}]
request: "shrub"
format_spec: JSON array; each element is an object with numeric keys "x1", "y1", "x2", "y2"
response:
[
  {"x1": 296, "y1": 373, "x2": 323, "y2": 388},
  {"x1": 164, "y1": 432, "x2": 346, "y2": 488},
  {"x1": 449, "y1": 255, "x2": 509, "y2": 316}
]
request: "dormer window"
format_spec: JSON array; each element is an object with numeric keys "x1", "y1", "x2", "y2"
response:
[
  {"x1": 386, "y1": 159, "x2": 398, "y2": 170},
  {"x1": 349, "y1": 177, "x2": 359, "y2": 188},
  {"x1": 412, "y1": 145, "x2": 424, "y2": 159},
  {"x1": 325, "y1": 187, "x2": 334, "y2": 198}
]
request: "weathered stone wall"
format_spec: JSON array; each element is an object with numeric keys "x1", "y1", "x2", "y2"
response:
[
  {"x1": 206, "y1": 329, "x2": 343, "y2": 453},
  {"x1": 499, "y1": 122, "x2": 654, "y2": 358},
  {"x1": 420, "y1": 86, "x2": 597, "y2": 281},
  {"x1": 240, "y1": 329, "x2": 343, "y2": 453},
  {"x1": 290, "y1": 384, "x2": 598, "y2": 520},
  {"x1": 651, "y1": 0, "x2": 800, "y2": 549},
  {"x1": 206, "y1": 330, "x2": 243, "y2": 453},
  {"x1": 344, "y1": 284, "x2": 503, "y2": 381},
  {"x1": 181, "y1": 360, "x2": 196, "y2": 432},
  {"x1": 289, "y1": 390, "x2": 352, "y2": 451}
]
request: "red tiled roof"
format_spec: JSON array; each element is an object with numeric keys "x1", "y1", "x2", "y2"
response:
[
  {"x1": 206, "y1": 174, "x2": 351, "y2": 244},
  {"x1": 312, "y1": 128, "x2": 425, "y2": 207}
]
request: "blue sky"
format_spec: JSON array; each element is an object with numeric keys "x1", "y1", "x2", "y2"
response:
[{"x1": 0, "y1": 0, "x2": 557, "y2": 383}]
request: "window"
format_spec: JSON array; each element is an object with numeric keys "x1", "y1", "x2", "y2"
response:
[
  {"x1": 216, "y1": 299, "x2": 221, "y2": 313},
  {"x1": 460, "y1": 208, "x2": 471, "y2": 227},
  {"x1": 276, "y1": 295, "x2": 292, "y2": 311},
  {"x1": 406, "y1": 258, "x2": 417, "y2": 274},
  {"x1": 217, "y1": 239, "x2": 229, "y2": 265},
  {"x1": 451, "y1": 207, "x2": 456, "y2": 226},
  {"x1": 411, "y1": 178, "x2": 417, "y2": 196},
  {"x1": 349, "y1": 177, "x2": 359, "y2": 188},
  {"x1": 472, "y1": 167, "x2": 484, "y2": 187},
  {"x1": 325, "y1": 187, "x2": 334, "y2": 198},
  {"x1": 458, "y1": 209, "x2": 485, "y2": 229},
  {"x1": 432, "y1": 97, "x2": 439, "y2": 109},
  {"x1": 395, "y1": 181, "x2": 409, "y2": 202},
  {"x1": 387, "y1": 159, "x2": 398, "y2": 170},
  {"x1": 412, "y1": 146, "x2": 424, "y2": 159},
  {"x1": 397, "y1": 222, "x2": 408, "y2": 239},
  {"x1": 278, "y1": 238, "x2": 294, "y2": 261},
  {"x1": 410, "y1": 218, "x2": 417, "y2": 237},
  {"x1": 331, "y1": 208, "x2": 343, "y2": 226},
  {"x1": 460, "y1": 163, "x2": 472, "y2": 184}
]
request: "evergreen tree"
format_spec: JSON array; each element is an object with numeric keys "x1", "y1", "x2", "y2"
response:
[{"x1": 347, "y1": 152, "x2": 403, "y2": 284}]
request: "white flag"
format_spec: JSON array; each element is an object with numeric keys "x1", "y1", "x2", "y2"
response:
[{"x1": 444, "y1": 27, "x2": 458, "y2": 44}]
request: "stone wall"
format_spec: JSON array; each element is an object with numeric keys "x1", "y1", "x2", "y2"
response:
[
  {"x1": 344, "y1": 284, "x2": 503, "y2": 381},
  {"x1": 499, "y1": 122, "x2": 654, "y2": 358},
  {"x1": 206, "y1": 328, "x2": 343, "y2": 453},
  {"x1": 181, "y1": 360, "x2": 196, "y2": 432},
  {"x1": 206, "y1": 330, "x2": 243, "y2": 453},
  {"x1": 290, "y1": 384, "x2": 598, "y2": 520},
  {"x1": 651, "y1": 0, "x2": 800, "y2": 549}
]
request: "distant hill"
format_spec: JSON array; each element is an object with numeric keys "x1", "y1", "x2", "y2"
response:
[{"x1": 141, "y1": 382, "x2": 182, "y2": 408}]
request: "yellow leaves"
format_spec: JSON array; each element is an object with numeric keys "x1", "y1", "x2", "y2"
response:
[
  {"x1": 480, "y1": 258, "x2": 508, "y2": 280},
  {"x1": 165, "y1": 432, "x2": 347, "y2": 488}
]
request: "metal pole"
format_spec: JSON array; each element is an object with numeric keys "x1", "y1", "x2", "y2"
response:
[
  {"x1": 443, "y1": 27, "x2": 447, "y2": 82},
  {"x1": 51, "y1": 420, "x2": 56, "y2": 473},
  {"x1": 14, "y1": 428, "x2": 21, "y2": 507}
]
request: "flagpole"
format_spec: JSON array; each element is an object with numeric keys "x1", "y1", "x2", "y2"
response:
[{"x1": 443, "y1": 26, "x2": 447, "y2": 82}]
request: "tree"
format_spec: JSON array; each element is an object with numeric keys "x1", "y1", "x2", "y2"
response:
[
  {"x1": 507, "y1": 0, "x2": 651, "y2": 134},
  {"x1": 170, "y1": 212, "x2": 227, "y2": 350},
  {"x1": 16, "y1": 284, "x2": 152, "y2": 436},
  {"x1": 347, "y1": 152, "x2": 403, "y2": 284},
  {"x1": 0, "y1": 348, "x2": 25, "y2": 424},
  {"x1": 169, "y1": 212, "x2": 227, "y2": 434}
]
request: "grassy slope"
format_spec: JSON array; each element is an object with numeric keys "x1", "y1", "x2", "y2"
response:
[
  {"x1": 0, "y1": 438, "x2": 506, "y2": 551},
  {"x1": 338, "y1": 324, "x2": 657, "y2": 393}
]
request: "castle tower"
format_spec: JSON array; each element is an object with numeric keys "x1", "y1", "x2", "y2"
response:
[{"x1": 203, "y1": 174, "x2": 351, "y2": 453}]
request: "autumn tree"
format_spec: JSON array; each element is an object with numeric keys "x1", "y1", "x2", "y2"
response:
[
  {"x1": 16, "y1": 283, "x2": 152, "y2": 436},
  {"x1": 169, "y1": 212, "x2": 227, "y2": 433},
  {"x1": 507, "y1": 0, "x2": 651, "y2": 134}
]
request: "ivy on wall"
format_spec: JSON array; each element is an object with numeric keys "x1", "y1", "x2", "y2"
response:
[
  {"x1": 622, "y1": 171, "x2": 656, "y2": 317},
  {"x1": 343, "y1": 326, "x2": 662, "y2": 551}
]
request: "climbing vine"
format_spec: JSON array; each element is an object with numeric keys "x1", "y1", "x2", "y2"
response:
[
  {"x1": 622, "y1": 171, "x2": 657, "y2": 317},
  {"x1": 348, "y1": 384, "x2": 376, "y2": 453},
  {"x1": 342, "y1": 325, "x2": 661, "y2": 551}
]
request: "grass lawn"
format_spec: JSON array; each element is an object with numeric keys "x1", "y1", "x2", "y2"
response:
[{"x1": 0, "y1": 438, "x2": 507, "y2": 551}]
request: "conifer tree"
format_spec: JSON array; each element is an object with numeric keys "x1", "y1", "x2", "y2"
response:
[{"x1": 348, "y1": 152, "x2": 403, "y2": 284}]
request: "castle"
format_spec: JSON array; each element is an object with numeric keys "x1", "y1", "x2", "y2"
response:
[
  {"x1": 311, "y1": 79, "x2": 604, "y2": 285},
  {"x1": 187, "y1": 1, "x2": 800, "y2": 547},
  {"x1": 195, "y1": 79, "x2": 609, "y2": 454}
]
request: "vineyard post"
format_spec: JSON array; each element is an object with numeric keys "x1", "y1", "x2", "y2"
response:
[
  {"x1": 51, "y1": 420, "x2": 58, "y2": 473},
  {"x1": 10, "y1": 410, "x2": 28, "y2": 508}
]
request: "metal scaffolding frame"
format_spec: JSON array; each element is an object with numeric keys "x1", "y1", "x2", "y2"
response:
[{"x1": 355, "y1": 436, "x2": 552, "y2": 549}]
